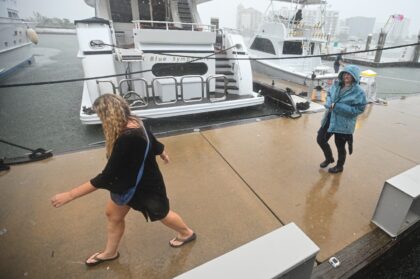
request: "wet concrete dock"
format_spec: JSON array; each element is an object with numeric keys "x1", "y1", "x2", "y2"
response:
[{"x1": 1, "y1": 97, "x2": 420, "y2": 278}]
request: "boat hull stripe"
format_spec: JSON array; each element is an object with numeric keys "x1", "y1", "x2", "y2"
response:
[{"x1": 83, "y1": 51, "x2": 113, "y2": 55}]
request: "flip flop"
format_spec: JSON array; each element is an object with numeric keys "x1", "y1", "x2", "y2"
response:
[
  {"x1": 85, "y1": 252, "x2": 120, "y2": 267},
  {"x1": 169, "y1": 232, "x2": 197, "y2": 248}
]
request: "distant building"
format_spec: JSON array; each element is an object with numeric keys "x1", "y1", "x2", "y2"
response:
[
  {"x1": 325, "y1": 10, "x2": 340, "y2": 38},
  {"x1": 302, "y1": 9, "x2": 339, "y2": 38},
  {"x1": 345, "y1": 17, "x2": 376, "y2": 40},
  {"x1": 236, "y1": 4, "x2": 263, "y2": 36},
  {"x1": 336, "y1": 20, "x2": 350, "y2": 41}
]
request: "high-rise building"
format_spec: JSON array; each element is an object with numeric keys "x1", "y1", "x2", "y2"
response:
[
  {"x1": 236, "y1": 4, "x2": 263, "y2": 36},
  {"x1": 325, "y1": 10, "x2": 339, "y2": 38},
  {"x1": 345, "y1": 17, "x2": 376, "y2": 40}
]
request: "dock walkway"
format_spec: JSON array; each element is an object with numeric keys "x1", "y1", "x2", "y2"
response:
[{"x1": 1, "y1": 97, "x2": 420, "y2": 278}]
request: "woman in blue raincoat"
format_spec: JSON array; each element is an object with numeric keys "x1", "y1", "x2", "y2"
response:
[{"x1": 317, "y1": 65, "x2": 367, "y2": 173}]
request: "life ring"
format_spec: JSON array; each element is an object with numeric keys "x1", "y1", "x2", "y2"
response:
[{"x1": 26, "y1": 28, "x2": 39, "y2": 44}]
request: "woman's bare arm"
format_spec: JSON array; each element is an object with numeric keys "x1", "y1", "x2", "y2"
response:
[{"x1": 51, "y1": 181, "x2": 98, "y2": 208}]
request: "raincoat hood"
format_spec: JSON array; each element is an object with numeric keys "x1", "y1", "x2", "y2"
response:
[{"x1": 338, "y1": 64, "x2": 360, "y2": 84}]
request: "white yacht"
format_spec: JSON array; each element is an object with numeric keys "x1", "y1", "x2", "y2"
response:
[
  {"x1": 77, "y1": 0, "x2": 264, "y2": 124},
  {"x1": 248, "y1": 0, "x2": 336, "y2": 88},
  {"x1": 0, "y1": 0, "x2": 37, "y2": 79}
]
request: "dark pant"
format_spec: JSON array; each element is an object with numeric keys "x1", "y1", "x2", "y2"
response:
[{"x1": 317, "y1": 124, "x2": 347, "y2": 167}]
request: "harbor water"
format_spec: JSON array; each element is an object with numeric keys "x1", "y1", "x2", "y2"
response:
[{"x1": 0, "y1": 34, "x2": 420, "y2": 278}]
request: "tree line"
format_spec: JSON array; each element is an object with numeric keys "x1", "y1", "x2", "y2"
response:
[{"x1": 26, "y1": 12, "x2": 75, "y2": 29}]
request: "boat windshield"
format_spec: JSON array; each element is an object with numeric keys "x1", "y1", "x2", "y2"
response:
[{"x1": 250, "y1": 37, "x2": 276, "y2": 55}]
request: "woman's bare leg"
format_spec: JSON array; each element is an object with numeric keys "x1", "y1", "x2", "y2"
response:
[
  {"x1": 160, "y1": 210, "x2": 194, "y2": 246},
  {"x1": 86, "y1": 200, "x2": 130, "y2": 263}
]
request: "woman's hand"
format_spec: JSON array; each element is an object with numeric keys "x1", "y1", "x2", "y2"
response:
[
  {"x1": 51, "y1": 192, "x2": 74, "y2": 208},
  {"x1": 160, "y1": 151, "x2": 170, "y2": 164}
]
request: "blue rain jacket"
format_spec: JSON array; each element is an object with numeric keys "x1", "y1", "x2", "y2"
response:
[{"x1": 321, "y1": 65, "x2": 367, "y2": 134}]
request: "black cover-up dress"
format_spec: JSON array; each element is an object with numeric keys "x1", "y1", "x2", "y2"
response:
[{"x1": 91, "y1": 127, "x2": 170, "y2": 221}]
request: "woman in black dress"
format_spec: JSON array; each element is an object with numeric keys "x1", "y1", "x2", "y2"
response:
[{"x1": 51, "y1": 94, "x2": 196, "y2": 266}]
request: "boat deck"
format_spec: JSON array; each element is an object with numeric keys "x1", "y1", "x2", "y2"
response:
[{"x1": 1, "y1": 96, "x2": 420, "y2": 278}]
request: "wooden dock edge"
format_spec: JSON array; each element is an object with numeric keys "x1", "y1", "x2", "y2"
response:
[{"x1": 311, "y1": 221, "x2": 420, "y2": 278}]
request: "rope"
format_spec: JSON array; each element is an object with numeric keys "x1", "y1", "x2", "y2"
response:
[
  {"x1": 0, "y1": 42, "x2": 418, "y2": 89},
  {"x1": 0, "y1": 138, "x2": 35, "y2": 152},
  {"x1": 376, "y1": 75, "x2": 420, "y2": 84},
  {"x1": 153, "y1": 43, "x2": 420, "y2": 61},
  {"x1": 376, "y1": 91, "x2": 420, "y2": 95},
  {"x1": 0, "y1": 44, "x2": 239, "y2": 88}
]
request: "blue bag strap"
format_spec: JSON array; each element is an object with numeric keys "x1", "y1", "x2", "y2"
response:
[{"x1": 111, "y1": 126, "x2": 150, "y2": 205}]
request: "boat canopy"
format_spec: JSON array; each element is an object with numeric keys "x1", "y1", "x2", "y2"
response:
[{"x1": 270, "y1": 0, "x2": 326, "y2": 5}]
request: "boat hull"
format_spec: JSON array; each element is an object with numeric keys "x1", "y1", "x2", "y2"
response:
[
  {"x1": 251, "y1": 59, "x2": 336, "y2": 87},
  {"x1": 0, "y1": 42, "x2": 33, "y2": 79},
  {"x1": 80, "y1": 82, "x2": 265, "y2": 124}
]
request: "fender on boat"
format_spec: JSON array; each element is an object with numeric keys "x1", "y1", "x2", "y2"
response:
[{"x1": 27, "y1": 28, "x2": 39, "y2": 44}]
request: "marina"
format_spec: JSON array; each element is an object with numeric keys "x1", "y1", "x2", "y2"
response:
[
  {"x1": 1, "y1": 94, "x2": 420, "y2": 278},
  {"x1": 1, "y1": 0, "x2": 420, "y2": 277},
  {"x1": 0, "y1": 32, "x2": 420, "y2": 278}
]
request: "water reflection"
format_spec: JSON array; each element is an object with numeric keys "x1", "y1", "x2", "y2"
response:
[
  {"x1": 138, "y1": 241, "x2": 196, "y2": 278},
  {"x1": 356, "y1": 103, "x2": 374, "y2": 130},
  {"x1": 303, "y1": 170, "x2": 341, "y2": 245}
]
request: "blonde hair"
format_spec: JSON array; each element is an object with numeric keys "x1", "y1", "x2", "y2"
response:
[{"x1": 93, "y1": 94, "x2": 141, "y2": 158}]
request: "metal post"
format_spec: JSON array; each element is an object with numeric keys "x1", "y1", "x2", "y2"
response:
[
  {"x1": 374, "y1": 30, "x2": 387, "y2": 63},
  {"x1": 307, "y1": 72, "x2": 316, "y2": 102},
  {"x1": 95, "y1": 0, "x2": 99, "y2": 17},
  {"x1": 412, "y1": 30, "x2": 420, "y2": 63},
  {"x1": 365, "y1": 34, "x2": 372, "y2": 51},
  {"x1": 149, "y1": 0, "x2": 153, "y2": 26}
]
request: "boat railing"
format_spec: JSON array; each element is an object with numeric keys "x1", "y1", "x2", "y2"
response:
[
  {"x1": 287, "y1": 22, "x2": 327, "y2": 39},
  {"x1": 107, "y1": 74, "x2": 228, "y2": 108},
  {"x1": 267, "y1": 16, "x2": 327, "y2": 39},
  {"x1": 151, "y1": 77, "x2": 179, "y2": 106},
  {"x1": 119, "y1": 78, "x2": 149, "y2": 108},
  {"x1": 180, "y1": 76, "x2": 205, "y2": 103},
  {"x1": 207, "y1": 75, "x2": 227, "y2": 102},
  {"x1": 133, "y1": 20, "x2": 216, "y2": 32}
]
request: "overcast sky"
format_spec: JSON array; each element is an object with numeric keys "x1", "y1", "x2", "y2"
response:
[{"x1": 18, "y1": 0, "x2": 419, "y2": 36}]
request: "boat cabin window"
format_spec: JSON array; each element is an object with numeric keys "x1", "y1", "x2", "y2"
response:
[
  {"x1": 152, "y1": 63, "x2": 208, "y2": 77},
  {"x1": 139, "y1": 0, "x2": 151, "y2": 21},
  {"x1": 8, "y1": 10, "x2": 19, "y2": 19},
  {"x1": 250, "y1": 37, "x2": 276, "y2": 55},
  {"x1": 151, "y1": 0, "x2": 167, "y2": 22},
  {"x1": 282, "y1": 41, "x2": 303, "y2": 55},
  {"x1": 282, "y1": 41, "x2": 315, "y2": 55},
  {"x1": 138, "y1": 0, "x2": 173, "y2": 28},
  {"x1": 110, "y1": 0, "x2": 133, "y2": 23}
]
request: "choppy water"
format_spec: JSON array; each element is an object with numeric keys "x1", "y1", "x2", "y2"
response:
[
  {"x1": 0, "y1": 34, "x2": 104, "y2": 158},
  {"x1": 0, "y1": 34, "x2": 419, "y2": 277}
]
